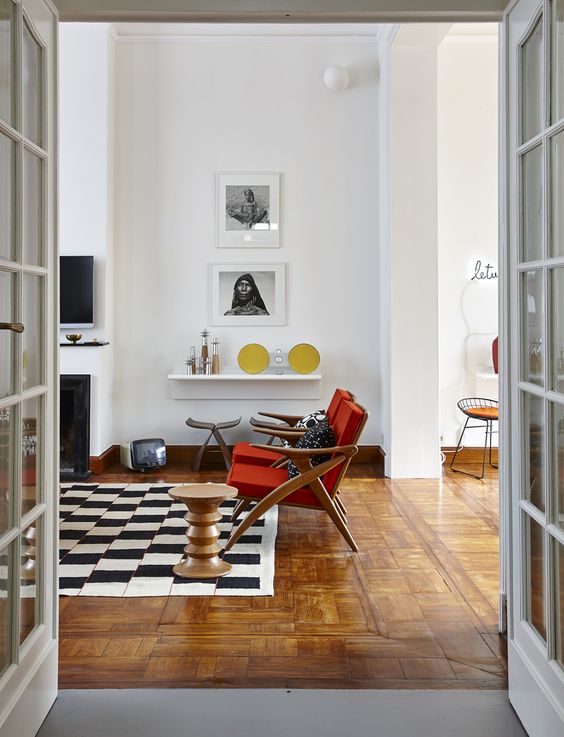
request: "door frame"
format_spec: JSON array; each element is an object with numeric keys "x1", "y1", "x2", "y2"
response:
[
  {"x1": 503, "y1": 0, "x2": 564, "y2": 732},
  {"x1": 25, "y1": 4, "x2": 521, "y2": 737},
  {"x1": 0, "y1": 1, "x2": 59, "y2": 736}
]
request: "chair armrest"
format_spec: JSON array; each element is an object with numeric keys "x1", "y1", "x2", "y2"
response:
[
  {"x1": 250, "y1": 416, "x2": 304, "y2": 432},
  {"x1": 252, "y1": 427, "x2": 307, "y2": 443},
  {"x1": 251, "y1": 443, "x2": 358, "y2": 459},
  {"x1": 257, "y1": 411, "x2": 304, "y2": 425}
]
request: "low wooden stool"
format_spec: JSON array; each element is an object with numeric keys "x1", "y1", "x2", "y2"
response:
[
  {"x1": 169, "y1": 483, "x2": 238, "y2": 579},
  {"x1": 185, "y1": 416, "x2": 242, "y2": 471}
]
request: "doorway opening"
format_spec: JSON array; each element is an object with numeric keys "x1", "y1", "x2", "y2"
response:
[{"x1": 57, "y1": 20, "x2": 503, "y2": 690}]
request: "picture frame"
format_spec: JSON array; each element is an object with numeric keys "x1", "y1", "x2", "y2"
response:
[
  {"x1": 210, "y1": 263, "x2": 286, "y2": 326},
  {"x1": 217, "y1": 172, "x2": 280, "y2": 247}
]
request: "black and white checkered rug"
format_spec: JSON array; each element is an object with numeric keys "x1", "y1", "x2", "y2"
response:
[{"x1": 59, "y1": 483, "x2": 277, "y2": 597}]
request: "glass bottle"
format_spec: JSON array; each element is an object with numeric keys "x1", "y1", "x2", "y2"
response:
[
  {"x1": 200, "y1": 329, "x2": 209, "y2": 364},
  {"x1": 185, "y1": 346, "x2": 196, "y2": 375},
  {"x1": 212, "y1": 337, "x2": 220, "y2": 375}
]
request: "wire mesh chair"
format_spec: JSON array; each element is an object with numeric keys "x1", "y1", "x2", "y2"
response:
[{"x1": 449, "y1": 398, "x2": 499, "y2": 480}]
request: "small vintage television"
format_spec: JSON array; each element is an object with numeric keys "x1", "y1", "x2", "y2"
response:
[
  {"x1": 120, "y1": 438, "x2": 166, "y2": 471},
  {"x1": 60, "y1": 255, "x2": 94, "y2": 328}
]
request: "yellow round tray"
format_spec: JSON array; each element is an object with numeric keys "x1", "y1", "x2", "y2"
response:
[
  {"x1": 237, "y1": 343, "x2": 270, "y2": 374},
  {"x1": 288, "y1": 343, "x2": 320, "y2": 374}
]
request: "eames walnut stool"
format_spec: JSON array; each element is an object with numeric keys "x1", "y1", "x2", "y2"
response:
[{"x1": 169, "y1": 483, "x2": 238, "y2": 579}]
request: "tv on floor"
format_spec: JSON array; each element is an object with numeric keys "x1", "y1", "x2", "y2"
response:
[{"x1": 60, "y1": 256, "x2": 94, "y2": 329}]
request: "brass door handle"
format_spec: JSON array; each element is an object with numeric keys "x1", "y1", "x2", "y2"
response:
[{"x1": 0, "y1": 322, "x2": 24, "y2": 333}]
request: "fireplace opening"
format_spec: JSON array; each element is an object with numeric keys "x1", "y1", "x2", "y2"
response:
[{"x1": 60, "y1": 374, "x2": 91, "y2": 481}]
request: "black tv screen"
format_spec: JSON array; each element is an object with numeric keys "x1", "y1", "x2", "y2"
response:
[{"x1": 60, "y1": 256, "x2": 94, "y2": 328}]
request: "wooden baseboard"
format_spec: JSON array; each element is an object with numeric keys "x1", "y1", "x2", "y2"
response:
[
  {"x1": 442, "y1": 446, "x2": 499, "y2": 463},
  {"x1": 89, "y1": 445, "x2": 120, "y2": 474},
  {"x1": 90, "y1": 444, "x2": 385, "y2": 473},
  {"x1": 359, "y1": 445, "x2": 385, "y2": 476}
]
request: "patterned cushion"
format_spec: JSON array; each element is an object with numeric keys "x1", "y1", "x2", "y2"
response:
[
  {"x1": 287, "y1": 421, "x2": 335, "y2": 479},
  {"x1": 297, "y1": 410, "x2": 327, "y2": 429},
  {"x1": 282, "y1": 410, "x2": 328, "y2": 447}
]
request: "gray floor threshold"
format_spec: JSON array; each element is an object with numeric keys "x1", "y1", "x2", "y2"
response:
[{"x1": 37, "y1": 688, "x2": 528, "y2": 737}]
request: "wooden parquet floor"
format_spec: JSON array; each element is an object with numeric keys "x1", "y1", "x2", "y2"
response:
[{"x1": 59, "y1": 458, "x2": 505, "y2": 689}]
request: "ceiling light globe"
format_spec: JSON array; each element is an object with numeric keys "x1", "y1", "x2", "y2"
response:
[{"x1": 323, "y1": 65, "x2": 349, "y2": 91}]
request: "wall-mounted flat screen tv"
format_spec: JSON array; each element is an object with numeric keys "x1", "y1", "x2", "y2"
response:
[{"x1": 60, "y1": 256, "x2": 94, "y2": 328}]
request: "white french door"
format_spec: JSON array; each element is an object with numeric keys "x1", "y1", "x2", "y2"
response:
[
  {"x1": 0, "y1": 1, "x2": 58, "y2": 736},
  {"x1": 505, "y1": 0, "x2": 564, "y2": 733}
]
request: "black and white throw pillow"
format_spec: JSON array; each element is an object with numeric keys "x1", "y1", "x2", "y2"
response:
[
  {"x1": 287, "y1": 421, "x2": 335, "y2": 479},
  {"x1": 282, "y1": 410, "x2": 328, "y2": 447},
  {"x1": 297, "y1": 411, "x2": 327, "y2": 429}
]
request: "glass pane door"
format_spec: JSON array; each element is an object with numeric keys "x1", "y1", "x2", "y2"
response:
[
  {"x1": 0, "y1": 1, "x2": 57, "y2": 733},
  {"x1": 507, "y1": 0, "x2": 564, "y2": 732}
]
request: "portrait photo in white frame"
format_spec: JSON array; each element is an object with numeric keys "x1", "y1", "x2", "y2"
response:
[
  {"x1": 217, "y1": 172, "x2": 280, "y2": 247},
  {"x1": 210, "y1": 263, "x2": 286, "y2": 326}
]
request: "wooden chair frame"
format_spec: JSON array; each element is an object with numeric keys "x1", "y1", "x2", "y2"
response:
[
  {"x1": 248, "y1": 415, "x2": 306, "y2": 446},
  {"x1": 225, "y1": 408, "x2": 368, "y2": 553},
  {"x1": 248, "y1": 390, "x2": 356, "y2": 444}
]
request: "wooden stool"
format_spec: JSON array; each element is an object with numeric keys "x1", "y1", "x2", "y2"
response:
[
  {"x1": 185, "y1": 416, "x2": 242, "y2": 471},
  {"x1": 169, "y1": 483, "x2": 238, "y2": 579}
]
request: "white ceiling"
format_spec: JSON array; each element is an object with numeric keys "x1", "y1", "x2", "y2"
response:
[{"x1": 54, "y1": 0, "x2": 507, "y2": 23}]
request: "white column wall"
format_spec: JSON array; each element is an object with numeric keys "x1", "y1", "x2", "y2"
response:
[
  {"x1": 59, "y1": 24, "x2": 116, "y2": 456},
  {"x1": 388, "y1": 27, "x2": 443, "y2": 478}
]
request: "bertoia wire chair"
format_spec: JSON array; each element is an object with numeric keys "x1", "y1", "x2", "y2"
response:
[{"x1": 450, "y1": 397, "x2": 499, "y2": 480}]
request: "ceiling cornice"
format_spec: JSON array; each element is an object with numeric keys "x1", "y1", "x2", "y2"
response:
[{"x1": 53, "y1": 1, "x2": 505, "y2": 23}]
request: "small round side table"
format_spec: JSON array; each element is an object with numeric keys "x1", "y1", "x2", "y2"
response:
[{"x1": 169, "y1": 483, "x2": 238, "y2": 579}]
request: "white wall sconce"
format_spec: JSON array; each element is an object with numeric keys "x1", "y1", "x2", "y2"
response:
[{"x1": 323, "y1": 65, "x2": 349, "y2": 91}]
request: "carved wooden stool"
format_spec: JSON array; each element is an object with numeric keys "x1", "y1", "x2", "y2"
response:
[
  {"x1": 168, "y1": 483, "x2": 238, "y2": 579},
  {"x1": 185, "y1": 416, "x2": 241, "y2": 471}
]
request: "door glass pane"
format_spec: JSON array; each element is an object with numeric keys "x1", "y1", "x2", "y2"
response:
[
  {"x1": 521, "y1": 145, "x2": 544, "y2": 263},
  {"x1": 0, "y1": 544, "x2": 12, "y2": 677},
  {"x1": 521, "y1": 14, "x2": 544, "y2": 144},
  {"x1": 22, "y1": 274, "x2": 43, "y2": 390},
  {"x1": 23, "y1": 150, "x2": 43, "y2": 267},
  {"x1": 0, "y1": 271, "x2": 15, "y2": 399},
  {"x1": 20, "y1": 517, "x2": 41, "y2": 645},
  {"x1": 551, "y1": 130, "x2": 564, "y2": 258},
  {"x1": 0, "y1": 406, "x2": 14, "y2": 537},
  {"x1": 557, "y1": 538, "x2": 564, "y2": 669},
  {"x1": 0, "y1": 133, "x2": 15, "y2": 261},
  {"x1": 521, "y1": 270, "x2": 545, "y2": 386},
  {"x1": 22, "y1": 397, "x2": 40, "y2": 516},
  {"x1": 524, "y1": 392, "x2": 545, "y2": 512},
  {"x1": 551, "y1": 267, "x2": 564, "y2": 392},
  {"x1": 525, "y1": 513, "x2": 547, "y2": 641},
  {"x1": 553, "y1": 401, "x2": 564, "y2": 532},
  {"x1": 0, "y1": 0, "x2": 12, "y2": 126},
  {"x1": 552, "y1": 0, "x2": 564, "y2": 124},
  {"x1": 23, "y1": 21, "x2": 42, "y2": 147}
]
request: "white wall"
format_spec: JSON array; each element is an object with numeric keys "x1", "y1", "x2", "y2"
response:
[
  {"x1": 387, "y1": 25, "x2": 447, "y2": 478},
  {"x1": 112, "y1": 27, "x2": 381, "y2": 446},
  {"x1": 437, "y1": 25, "x2": 498, "y2": 447},
  {"x1": 58, "y1": 22, "x2": 498, "y2": 467},
  {"x1": 59, "y1": 24, "x2": 116, "y2": 455}
]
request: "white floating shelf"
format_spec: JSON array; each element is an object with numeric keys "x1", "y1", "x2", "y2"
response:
[{"x1": 168, "y1": 370, "x2": 322, "y2": 400}]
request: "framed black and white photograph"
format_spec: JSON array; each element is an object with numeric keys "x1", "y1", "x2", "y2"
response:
[
  {"x1": 210, "y1": 263, "x2": 286, "y2": 326},
  {"x1": 217, "y1": 172, "x2": 280, "y2": 248}
]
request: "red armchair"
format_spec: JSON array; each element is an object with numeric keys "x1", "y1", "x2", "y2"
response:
[{"x1": 224, "y1": 398, "x2": 368, "y2": 552}]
